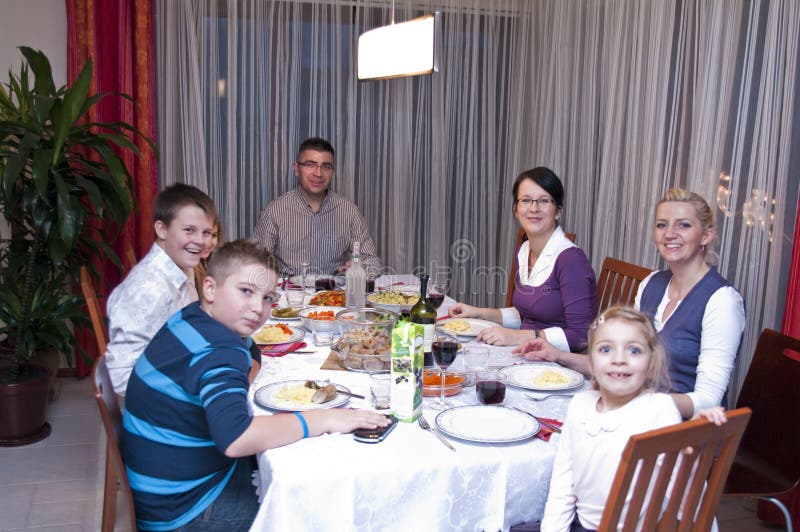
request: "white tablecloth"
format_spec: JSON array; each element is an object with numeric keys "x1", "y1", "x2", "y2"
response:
[{"x1": 248, "y1": 278, "x2": 580, "y2": 531}]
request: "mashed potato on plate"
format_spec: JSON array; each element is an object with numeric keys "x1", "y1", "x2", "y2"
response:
[
  {"x1": 273, "y1": 384, "x2": 315, "y2": 404},
  {"x1": 253, "y1": 324, "x2": 293, "y2": 344}
]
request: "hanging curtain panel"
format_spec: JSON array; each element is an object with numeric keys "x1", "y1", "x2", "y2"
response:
[{"x1": 154, "y1": 0, "x2": 800, "y2": 403}]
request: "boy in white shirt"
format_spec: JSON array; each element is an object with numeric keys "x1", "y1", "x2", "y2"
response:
[{"x1": 104, "y1": 184, "x2": 218, "y2": 395}]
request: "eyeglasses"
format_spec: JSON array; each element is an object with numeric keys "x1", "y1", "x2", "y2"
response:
[
  {"x1": 516, "y1": 197, "x2": 555, "y2": 209},
  {"x1": 297, "y1": 161, "x2": 335, "y2": 173}
]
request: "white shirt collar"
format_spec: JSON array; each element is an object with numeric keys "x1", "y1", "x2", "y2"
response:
[{"x1": 517, "y1": 225, "x2": 576, "y2": 286}]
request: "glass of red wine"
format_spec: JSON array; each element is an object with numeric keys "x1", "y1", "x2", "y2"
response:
[
  {"x1": 427, "y1": 281, "x2": 446, "y2": 310},
  {"x1": 476, "y1": 370, "x2": 507, "y2": 405},
  {"x1": 431, "y1": 331, "x2": 460, "y2": 409}
]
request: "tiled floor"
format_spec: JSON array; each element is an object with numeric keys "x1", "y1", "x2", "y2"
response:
[
  {"x1": 0, "y1": 377, "x2": 133, "y2": 532},
  {"x1": 0, "y1": 377, "x2": 790, "y2": 531}
]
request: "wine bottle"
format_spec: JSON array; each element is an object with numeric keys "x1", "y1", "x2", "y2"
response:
[
  {"x1": 345, "y1": 242, "x2": 366, "y2": 308},
  {"x1": 410, "y1": 273, "x2": 437, "y2": 367}
]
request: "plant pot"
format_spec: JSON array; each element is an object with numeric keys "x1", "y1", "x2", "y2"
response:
[{"x1": 0, "y1": 364, "x2": 52, "y2": 446}]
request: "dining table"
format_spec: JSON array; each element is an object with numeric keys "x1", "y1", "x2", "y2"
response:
[{"x1": 247, "y1": 275, "x2": 586, "y2": 532}]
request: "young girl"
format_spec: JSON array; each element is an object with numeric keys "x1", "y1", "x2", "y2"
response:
[{"x1": 540, "y1": 306, "x2": 724, "y2": 531}]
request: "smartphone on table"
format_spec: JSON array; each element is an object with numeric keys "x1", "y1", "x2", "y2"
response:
[{"x1": 353, "y1": 416, "x2": 398, "y2": 444}]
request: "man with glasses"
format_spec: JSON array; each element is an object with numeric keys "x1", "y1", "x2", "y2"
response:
[{"x1": 253, "y1": 137, "x2": 382, "y2": 277}]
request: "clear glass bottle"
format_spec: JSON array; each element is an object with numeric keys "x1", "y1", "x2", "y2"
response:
[
  {"x1": 345, "y1": 242, "x2": 366, "y2": 308},
  {"x1": 300, "y1": 261, "x2": 311, "y2": 293},
  {"x1": 410, "y1": 273, "x2": 437, "y2": 367}
]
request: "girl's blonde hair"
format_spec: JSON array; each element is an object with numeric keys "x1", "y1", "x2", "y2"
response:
[
  {"x1": 587, "y1": 306, "x2": 670, "y2": 393},
  {"x1": 656, "y1": 188, "x2": 718, "y2": 266}
]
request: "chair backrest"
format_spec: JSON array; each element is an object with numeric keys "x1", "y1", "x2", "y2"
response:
[
  {"x1": 596, "y1": 256, "x2": 653, "y2": 312},
  {"x1": 124, "y1": 245, "x2": 137, "y2": 269},
  {"x1": 505, "y1": 227, "x2": 576, "y2": 307},
  {"x1": 80, "y1": 266, "x2": 108, "y2": 355},
  {"x1": 92, "y1": 356, "x2": 136, "y2": 531},
  {"x1": 729, "y1": 328, "x2": 800, "y2": 493},
  {"x1": 598, "y1": 407, "x2": 751, "y2": 532}
]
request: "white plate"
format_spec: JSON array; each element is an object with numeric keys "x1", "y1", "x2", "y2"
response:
[
  {"x1": 438, "y1": 318, "x2": 496, "y2": 337},
  {"x1": 501, "y1": 363, "x2": 585, "y2": 391},
  {"x1": 435, "y1": 406, "x2": 539, "y2": 443},
  {"x1": 270, "y1": 307, "x2": 302, "y2": 321},
  {"x1": 252, "y1": 325, "x2": 305, "y2": 345},
  {"x1": 254, "y1": 380, "x2": 351, "y2": 411}
]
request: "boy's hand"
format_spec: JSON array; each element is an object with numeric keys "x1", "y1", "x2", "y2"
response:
[
  {"x1": 693, "y1": 406, "x2": 727, "y2": 426},
  {"x1": 320, "y1": 409, "x2": 391, "y2": 434}
]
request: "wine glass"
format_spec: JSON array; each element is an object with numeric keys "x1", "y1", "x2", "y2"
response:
[
  {"x1": 428, "y1": 280, "x2": 446, "y2": 310},
  {"x1": 431, "y1": 330, "x2": 460, "y2": 410}
]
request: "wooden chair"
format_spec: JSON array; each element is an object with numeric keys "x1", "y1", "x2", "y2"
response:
[
  {"x1": 92, "y1": 355, "x2": 136, "y2": 531},
  {"x1": 80, "y1": 266, "x2": 108, "y2": 354},
  {"x1": 596, "y1": 256, "x2": 653, "y2": 312},
  {"x1": 124, "y1": 245, "x2": 137, "y2": 269},
  {"x1": 505, "y1": 227, "x2": 576, "y2": 307},
  {"x1": 599, "y1": 407, "x2": 752, "y2": 531},
  {"x1": 723, "y1": 328, "x2": 800, "y2": 531}
]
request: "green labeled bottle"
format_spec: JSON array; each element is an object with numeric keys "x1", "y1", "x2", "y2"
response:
[{"x1": 410, "y1": 273, "x2": 436, "y2": 367}]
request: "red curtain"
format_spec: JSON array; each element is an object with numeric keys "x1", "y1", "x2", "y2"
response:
[{"x1": 66, "y1": 0, "x2": 158, "y2": 376}]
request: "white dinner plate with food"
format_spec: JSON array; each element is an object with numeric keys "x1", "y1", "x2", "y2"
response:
[
  {"x1": 437, "y1": 318, "x2": 496, "y2": 337},
  {"x1": 501, "y1": 363, "x2": 585, "y2": 391},
  {"x1": 251, "y1": 324, "x2": 305, "y2": 345},
  {"x1": 254, "y1": 380, "x2": 351, "y2": 411},
  {"x1": 367, "y1": 288, "x2": 420, "y2": 312},
  {"x1": 434, "y1": 405, "x2": 539, "y2": 443},
  {"x1": 270, "y1": 307, "x2": 303, "y2": 321}
]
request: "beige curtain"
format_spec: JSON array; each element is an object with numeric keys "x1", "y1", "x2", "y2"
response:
[{"x1": 155, "y1": 0, "x2": 800, "y2": 402}]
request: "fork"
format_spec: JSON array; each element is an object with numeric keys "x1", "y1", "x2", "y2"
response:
[
  {"x1": 525, "y1": 393, "x2": 574, "y2": 402},
  {"x1": 418, "y1": 416, "x2": 456, "y2": 451}
]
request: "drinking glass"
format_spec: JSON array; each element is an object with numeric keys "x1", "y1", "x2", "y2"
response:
[
  {"x1": 476, "y1": 370, "x2": 506, "y2": 405},
  {"x1": 369, "y1": 373, "x2": 391, "y2": 410},
  {"x1": 285, "y1": 286, "x2": 305, "y2": 307},
  {"x1": 309, "y1": 318, "x2": 334, "y2": 346},
  {"x1": 427, "y1": 280, "x2": 446, "y2": 310},
  {"x1": 462, "y1": 346, "x2": 490, "y2": 387},
  {"x1": 431, "y1": 331, "x2": 460, "y2": 409}
]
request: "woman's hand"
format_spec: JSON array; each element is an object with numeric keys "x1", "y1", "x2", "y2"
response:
[
  {"x1": 693, "y1": 406, "x2": 727, "y2": 426},
  {"x1": 477, "y1": 326, "x2": 530, "y2": 346},
  {"x1": 448, "y1": 302, "x2": 480, "y2": 318},
  {"x1": 512, "y1": 337, "x2": 562, "y2": 362}
]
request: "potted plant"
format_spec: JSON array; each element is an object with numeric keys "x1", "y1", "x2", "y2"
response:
[{"x1": 0, "y1": 47, "x2": 152, "y2": 445}]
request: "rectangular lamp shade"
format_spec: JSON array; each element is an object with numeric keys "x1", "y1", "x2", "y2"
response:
[{"x1": 358, "y1": 12, "x2": 440, "y2": 80}]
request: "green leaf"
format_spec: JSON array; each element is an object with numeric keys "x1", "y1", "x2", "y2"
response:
[
  {"x1": 19, "y1": 47, "x2": 56, "y2": 96},
  {"x1": 52, "y1": 58, "x2": 92, "y2": 165},
  {"x1": 31, "y1": 148, "x2": 52, "y2": 199}
]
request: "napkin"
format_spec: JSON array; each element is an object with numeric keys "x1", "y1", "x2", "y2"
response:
[
  {"x1": 535, "y1": 417, "x2": 563, "y2": 442},
  {"x1": 259, "y1": 341, "x2": 307, "y2": 357},
  {"x1": 320, "y1": 352, "x2": 347, "y2": 371}
]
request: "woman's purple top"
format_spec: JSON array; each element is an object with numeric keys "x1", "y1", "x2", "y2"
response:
[{"x1": 512, "y1": 246, "x2": 598, "y2": 352}]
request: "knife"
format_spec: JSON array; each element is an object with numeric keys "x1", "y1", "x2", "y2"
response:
[{"x1": 510, "y1": 406, "x2": 562, "y2": 433}]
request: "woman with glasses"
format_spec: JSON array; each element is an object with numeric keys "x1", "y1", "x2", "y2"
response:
[{"x1": 449, "y1": 167, "x2": 598, "y2": 351}]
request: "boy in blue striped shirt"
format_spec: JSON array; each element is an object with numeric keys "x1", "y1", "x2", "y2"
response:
[{"x1": 123, "y1": 240, "x2": 389, "y2": 531}]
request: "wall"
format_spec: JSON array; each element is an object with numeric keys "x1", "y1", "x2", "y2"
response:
[{"x1": 0, "y1": 0, "x2": 67, "y2": 239}]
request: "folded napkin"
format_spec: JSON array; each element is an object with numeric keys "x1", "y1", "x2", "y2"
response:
[
  {"x1": 535, "y1": 417, "x2": 563, "y2": 442},
  {"x1": 320, "y1": 352, "x2": 347, "y2": 371},
  {"x1": 259, "y1": 341, "x2": 307, "y2": 357}
]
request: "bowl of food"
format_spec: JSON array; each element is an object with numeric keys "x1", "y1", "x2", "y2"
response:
[
  {"x1": 422, "y1": 369, "x2": 465, "y2": 397},
  {"x1": 310, "y1": 290, "x2": 345, "y2": 307},
  {"x1": 332, "y1": 308, "x2": 398, "y2": 372},
  {"x1": 367, "y1": 288, "x2": 420, "y2": 313},
  {"x1": 297, "y1": 306, "x2": 343, "y2": 333}
]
